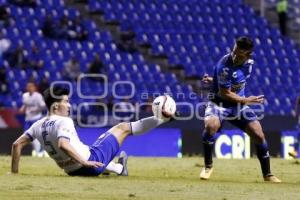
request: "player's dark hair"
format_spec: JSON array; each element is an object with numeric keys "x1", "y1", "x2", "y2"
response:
[
  {"x1": 236, "y1": 36, "x2": 254, "y2": 51},
  {"x1": 43, "y1": 86, "x2": 70, "y2": 110}
]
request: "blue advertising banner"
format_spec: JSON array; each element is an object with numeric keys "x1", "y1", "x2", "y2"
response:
[
  {"x1": 77, "y1": 127, "x2": 182, "y2": 157},
  {"x1": 281, "y1": 131, "x2": 299, "y2": 159},
  {"x1": 214, "y1": 130, "x2": 250, "y2": 159}
]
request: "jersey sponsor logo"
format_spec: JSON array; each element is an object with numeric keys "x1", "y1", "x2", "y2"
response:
[
  {"x1": 232, "y1": 72, "x2": 238, "y2": 78},
  {"x1": 42, "y1": 120, "x2": 56, "y2": 128}
]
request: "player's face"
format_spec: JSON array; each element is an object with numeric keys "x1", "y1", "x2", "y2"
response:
[
  {"x1": 57, "y1": 95, "x2": 71, "y2": 117},
  {"x1": 231, "y1": 44, "x2": 252, "y2": 66},
  {"x1": 26, "y1": 83, "x2": 36, "y2": 93}
]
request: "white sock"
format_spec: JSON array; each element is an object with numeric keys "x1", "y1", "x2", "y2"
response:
[
  {"x1": 105, "y1": 161, "x2": 123, "y2": 174},
  {"x1": 32, "y1": 139, "x2": 41, "y2": 152},
  {"x1": 130, "y1": 116, "x2": 169, "y2": 135}
]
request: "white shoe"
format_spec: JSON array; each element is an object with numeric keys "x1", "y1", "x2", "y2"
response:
[
  {"x1": 37, "y1": 152, "x2": 44, "y2": 157},
  {"x1": 200, "y1": 167, "x2": 213, "y2": 180},
  {"x1": 264, "y1": 175, "x2": 282, "y2": 183},
  {"x1": 43, "y1": 151, "x2": 50, "y2": 158},
  {"x1": 31, "y1": 150, "x2": 37, "y2": 157}
]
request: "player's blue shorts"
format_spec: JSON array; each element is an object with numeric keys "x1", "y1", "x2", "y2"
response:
[
  {"x1": 68, "y1": 132, "x2": 120, "y2": 176},
  {"x1": 24, "y1": 120, "x2": 38, "y2": 130},
  {"x1": 205, "y1": 101, "x2": 257, "y2": 130}
]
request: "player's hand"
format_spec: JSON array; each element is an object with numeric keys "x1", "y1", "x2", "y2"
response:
[
  {"x1": 82, "y1": 161, "x2": 104, "y2": 168},
  {"x1": 202, "y1": 73, "x2": 213, "y2": 83},
  {"x1": 245, "y1": 95, "x2": 264, "y2": 104}
]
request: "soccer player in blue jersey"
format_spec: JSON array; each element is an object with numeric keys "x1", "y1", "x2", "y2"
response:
[{"x1": 200, "y1": 36, "x2": 281, "y2": 182}]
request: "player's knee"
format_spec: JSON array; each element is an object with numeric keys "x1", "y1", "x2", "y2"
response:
[
  {"x1": 204, "y1": 116, "x2": 220, "y2": 135},
  {"x1": 205, "y1": 122, "x2": 220, "y2": 135},
  {"x1": 115, "y1": 122, "x2": 131, "y2": 135}
]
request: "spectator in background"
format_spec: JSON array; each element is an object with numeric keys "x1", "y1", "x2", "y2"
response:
[
  {"x1": 69, "y1": 16, "x2": 88, "y2": 41},
  {"x1": 38, "y1": 76, "x2": 50, "y2": 94},
  {"x1": 19, "y1": 81, "x2": 47, "y2": 157},
  {"x1": 117, "y1": 27, "x2": 137, "y2": 53},
  {"x1": 0, "y1": 67, "x2": 8, "y2": 94},
  {"x1": 9, "y1": 0, "x2": 37, "y2": 7},
  {"x1": 0, "y1": 35, "x2": 10, "y2": 94},
  {"x1": 28, "y1": 43, "x2": 44, "y2": 71},
  {"x1": 0, "y1": 32, "x2": 11, "y2": 61},
  {"x1": 62, "y1": 56, "x2": 81, "y2": 81},
  {"x1": 87, "y1": 53, "x2": 105, "y2": 81},
  {"x1": 42, "y1": 15, "x2": 56, "y2": 38},
  {"x1": 56, "y1": 15, "x2": 70, "y2": 39},
  {"x1": 277, "y1": 0, "x2": 288, "y2": 36},
  {"x1": 9, "y1": 43, "x2": 28, "y2": 68},
  {"x1": 0, "y1": 5, "x2": 11, "y2": 27}
]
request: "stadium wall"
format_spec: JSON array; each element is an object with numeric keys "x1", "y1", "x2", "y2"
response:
[{"x1": 0, "y1": 115, "x2": 297, "y2": 157}]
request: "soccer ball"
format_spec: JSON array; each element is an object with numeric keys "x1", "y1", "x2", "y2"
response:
[{"x1": 152, "y1": 95, "x2": 176, "y2": 119}]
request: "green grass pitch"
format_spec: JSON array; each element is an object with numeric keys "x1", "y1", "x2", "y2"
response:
[{"x1": 0, "y1": 156, "x2": 299, "y2": 200}]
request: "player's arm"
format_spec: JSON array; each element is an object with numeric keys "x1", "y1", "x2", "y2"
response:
[
  {"x1": 11, "y1": 134, "x2": 31, "y2": 173},
  {"x1": 19, "y1": 105, "x2": 26, "y2": 114},
  {"x1": 219, "y1": 87, "x2": 264, "y2": 105},
  {"x1": 19, "y1": 95, "x2": 26, "y2": 114},
  {"x1": 57, "y1": 137, "x2": 104, "y2": 168},
  {"x1": 217, "y1": 64, "x2": 263, "y2": 105}
]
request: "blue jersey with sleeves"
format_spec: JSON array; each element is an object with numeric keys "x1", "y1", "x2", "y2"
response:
[{"x1": 210, "y1": 54, "x2": 254, "y2": 106}]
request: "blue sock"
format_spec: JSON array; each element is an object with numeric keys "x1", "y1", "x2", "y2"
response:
[
  {"x1": 255, "y1": 141, "x2": 271, "y2": 177},
  {"x1": 202, "y1": 130, "x2": 215, "y2": 168}
]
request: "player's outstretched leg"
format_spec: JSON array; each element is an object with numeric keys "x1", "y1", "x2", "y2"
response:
[
  {"x1": 97, "y1": 116, "x2": 169, "y2": 176},
  {"x1": 200, "y1": 116, "x2": 220, "y2": 180},
  {"x1": 245, "y1": 121, "x2": 281, "y2": 183},
  {"x1": 109, "y1": 116, "x2": 169, "y2": 146}
]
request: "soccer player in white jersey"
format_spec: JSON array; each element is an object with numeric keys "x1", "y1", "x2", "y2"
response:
[
  {"x1": 19, "y1": 82, "x2": 46, "y2": 157},
  {"x1": 11, "y1": 86, "x2": 173, "y2": 176}
]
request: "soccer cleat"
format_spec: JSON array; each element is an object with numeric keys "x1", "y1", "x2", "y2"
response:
[
  {"x1": 37, "y1": 152, "x2": 44, "y2": 158},
  {"x1": 288, "y1": 150, "x2": 298, "y2": 159},
  {"x1": 31, "y1": 150, "x2": 37, "y2": 157},
  {"x1": 43, "y1": 151, "x2": 50, "y2": 158},
  {"x1": 118, "y1": 151, "x2": 128, "y2": 176},
  {"x1": 264, "y1": 175, "x2": 282, "y2": 183},
  {"x1": 199, "y1": 167, "x2": 213, "y2": 180}
]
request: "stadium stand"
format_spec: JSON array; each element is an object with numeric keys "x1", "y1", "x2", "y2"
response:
[
  {"x1": 0, "y1": 0, "x2": 299, "y2": 115},
  {"x1": 88, "y1": 0, "x2": 300, "y2": 115}
]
